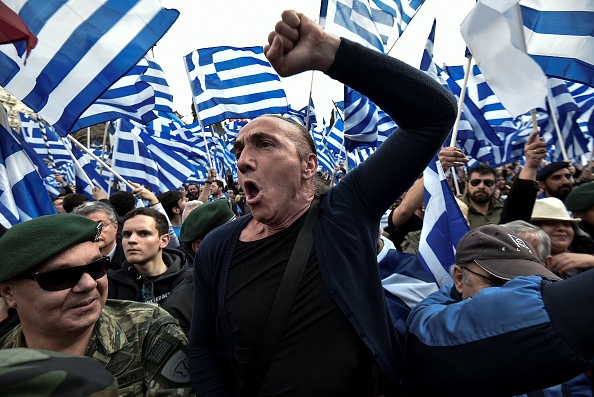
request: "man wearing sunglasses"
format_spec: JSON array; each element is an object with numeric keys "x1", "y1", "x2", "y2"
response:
[
  {"x1": 0, "y1": 214, "x2": 194, "y2": 396},
  {"x1": 462, "y1": 164, "x2": 503, "y2": 229},
  {"x1": 406, "y1": 224, "x2": 594, "y2": 396}
]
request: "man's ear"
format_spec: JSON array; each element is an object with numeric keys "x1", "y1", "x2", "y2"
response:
[
  {"x1": 0, "y1": 282, "x2": 17, "y2": 309},
  {"x1": 543, "y1": 255, "x2": 554, "y2": 270},
  {"x1": 452, "y1": 265, "x2": 464, "y2": 295},
  {"x1": 159, "y1": 233, "x2": 170, "y2": 249},
  {"x1": 303, "y1": 153, "x2": 318, "y2": 180}
]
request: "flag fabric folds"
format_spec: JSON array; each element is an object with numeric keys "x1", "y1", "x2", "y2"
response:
[
  {"x1": 0, "y1": 1, "x2": 37, "y2": 61},
  {"x1": 18, "y1": 113, "x2": 72, "y2": 167},
  {"x1": 0, "y1": 122, "x2": 56, "y2": 227},
  {"x1": 418, "y1": 158, "x2": 470, "y2": 287},
  {"x1": 521, "y1": 0, "x2": 594, "y2": 87},
  {"x1": 0, "y1": 0, "x2": 179, "y2": 136},
  {"x1": 460, "y1": 0, "x2": 547, "y2": 117},
  {"x1": 184, "y1": 46, "x2": 288, "y2": 127}
]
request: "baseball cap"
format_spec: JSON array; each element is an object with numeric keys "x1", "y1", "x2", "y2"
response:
[{"x1": 455, "y1": 224, "x2": 561, "y2": 281}]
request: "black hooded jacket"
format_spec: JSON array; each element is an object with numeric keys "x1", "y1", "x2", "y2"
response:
[{"x1": 107, "y1": 248, "x2": 193, "y2": 335}]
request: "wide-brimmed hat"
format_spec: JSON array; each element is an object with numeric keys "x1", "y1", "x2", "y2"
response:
[
  {"x1": 531, "y1": 198, "x2": 580, "y2": 223},
  {"x1": 456, "y1": 224, "x2": 561, "y2": 281}
]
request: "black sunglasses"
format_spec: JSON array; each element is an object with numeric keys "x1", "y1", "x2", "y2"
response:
[
  {"x1": 462, "y1": 266, "x2": 506, "y2": 287},
  {"x1": 22, "y1": 256, "x2": 110, "y2": 291},
  {"x1": 469, "y1": 178, "x2": 495, "y2": 187}
]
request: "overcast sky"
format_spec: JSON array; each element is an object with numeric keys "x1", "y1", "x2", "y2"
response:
[{"x1": 154, "y1": 0, "x2": 475, "y2": 122}]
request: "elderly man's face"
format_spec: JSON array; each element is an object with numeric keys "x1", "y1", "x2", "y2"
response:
[
  {"x1": 234, "y1": 117, "x2": 307, "y2": 225},
  {"x1": 85, "y1": 211, "x2": 117, "y2": 255},
  {"x1": 0, "y1": 241, "x2": 107, "y2": 337},
  {"x1": 453, "y1": 262, "x2": 505, "y2": 299}
]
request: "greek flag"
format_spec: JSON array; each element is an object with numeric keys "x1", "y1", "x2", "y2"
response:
[
  {"x1": 460, "y1": 0, "x2": 547, "y2": 117},
  {"x1": 371, "y1": 0, "x2": 425, "y2": 38},
  {"x1": 566, "y1": 81, "x2": 594, "y2": 135},
  {"x1": 69, "y1": 141, "x2": 109, "y2": 198},
  {"x1": 521, "y1": 0, "x2": 594, "y2": 87},
  {"x1": 0, "y1": 0, "x2": 178, "y2": 136},
  {"x1": 18, "y1": 113, "x2": 71, "y2": 166},
  {"x1": 312, "y1": 122, "x2": 337, "y2": 173},
  {"x1": 445, "y1": 64, "x2": 513, "y2": 126},
  {"x1": 326, "y1": 118, "x2": 345, "y2": 158},
  {"x1": 418, "y1": 158, "x2": 470, "y2": 287},
  {"x1": 0, "y1": 122, "x2": 56, "y2": 227},
  {"x1": 184, "y1": 46, "x2": 288, "y2": 127},
  {"x1": 142, "y1": 57, "x2": 175, "y2": 113},
  {"x1": 538, "y1": 78, "x2": 591, "y2": 162},
  {"x1": 73, "y1": 57, "x2": 157, "y2": 132}
]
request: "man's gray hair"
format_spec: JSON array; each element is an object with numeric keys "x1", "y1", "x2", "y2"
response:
[
  {"x1": 501, "y1": 220, "x2": 551, "y2": 261},
  {"x1": 72, "y1": 201, "x2": 117, "y2": 223}
]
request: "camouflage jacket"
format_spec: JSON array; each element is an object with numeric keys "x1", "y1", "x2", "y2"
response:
[{"x1": 0, "y1": 299, "x2": 195, "y2": 397}]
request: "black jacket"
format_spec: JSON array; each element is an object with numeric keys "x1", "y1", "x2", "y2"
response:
[{"x1": 107, "y1": 248, "x2": 193, "y2": 336}]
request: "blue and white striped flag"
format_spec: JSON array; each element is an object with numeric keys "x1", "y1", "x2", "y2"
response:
[
  {"x1": 538, "y1": 78, "x2": 591, "y2": 162},
  {"x1": 0, "y1": 0, "x2": 178, "y2": 136},
  {"x1": 521, "y1": 0, "x2": 594, "y2": 87},
  {"x1": 566, "y1": 81, "x2": 594, "y2": 136},
  {"x1": 142, "y1": 56, "x2": 175, "y2": 113},
  {"x1": 184, "y1": 46, "x2": 288, "y2": 127},
  {"x1": 445, "y1": 64, "x2": 513, "y2": 126},
  {"x1": 0, "y1": 123, "x2": 56, "y2": 227},
  {"x1": 68, "y1": 141, "x2": 109, "y2": 199},
  {"x1": 73, "y1": 57, "x2": 157, "y2": 131},
  {"x1": 418, "y1": 158, "x2": 470, "y2": 287},
  {"x1": 326, "y1": 118, "x2": 345, "y2": 158},
  {"x1": 18, "y1": 113, "x2": 71, "y2": 166},
  {"x1": 312, "y1": 124, "x2": 337, "y2": 173},
  {"x1": 320, "y1": 0, "x2": 394, "y2": 51},
  {"x1": 371, "y1": 0, "x2": 425, "y2": 39}
]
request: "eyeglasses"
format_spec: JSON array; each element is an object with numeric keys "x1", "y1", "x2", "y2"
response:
[
  {"x1": 98, "y1": 221, "x2": 115, "y2": 228},
  {"x1": 461, "y1": 266, "x2": 506, "y2": 287},
  {"x1": 22, "y1": 256, "x2": 110, "y2": 291},
  {"x1": 469, "y1": 178, "x2": 495, "y2": 187}
]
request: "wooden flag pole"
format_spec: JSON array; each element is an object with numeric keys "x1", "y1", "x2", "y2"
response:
[
  {"x1": 545, "y1": 93, "x2": 569, "y2": 161},
  {"x1": 305, "y1": 71, "x2": 315, "y2": 131},
  {"x1": 450, "y1": 55, "x2": 472, "y2": 147},
  {"x1": 62, "y1": 138, "x2": 95, "y2": 189},
  {"x1": 70, "y1": 136, "x2": 135, "y2": 190}
]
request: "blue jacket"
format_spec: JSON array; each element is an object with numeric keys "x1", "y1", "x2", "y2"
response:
[
  {"x1": 188, "y1": 37, "x2": 457, "y2": 396},
  {"x1": 406, "y1": 275, "x2": 594, "y2": 396}
]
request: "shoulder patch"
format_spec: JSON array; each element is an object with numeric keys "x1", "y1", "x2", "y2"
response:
[
  {"x1": 145, "y1": 339, "x2": 173, "y2": 364},
  {"x1": 160, "y1": 350, "x2": 190, "y2": 383}
]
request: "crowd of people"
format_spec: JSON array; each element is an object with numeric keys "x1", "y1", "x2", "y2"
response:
[{"x1": 0, "y1": 9, "x2": 593, "y2": 397}]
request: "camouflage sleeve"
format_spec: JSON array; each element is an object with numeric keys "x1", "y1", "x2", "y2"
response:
[{"x1": 142, "y1": 320, "x2": 195, "y2": 397}]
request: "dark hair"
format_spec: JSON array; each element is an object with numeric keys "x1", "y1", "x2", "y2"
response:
[
  {"x1": 212, "y1": 180, "x2": 224, "y2": 189},
  {"x1": 108, "y1": 191, "x2": 136, "y2": 217},
  {"x1": 157, "y1": 190, "x2": 184, "y2": 219},
  {"x1": 124, "y1": 207, "x2": 169, "y2": 236},
  {"x1": 62, "y1": 193, "x2": 90, "y2": 213}
]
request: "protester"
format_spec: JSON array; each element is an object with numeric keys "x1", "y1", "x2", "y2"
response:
[
  {"x1": 536, "y1": 161, "x2": 574, "y2": 201},
  {"x1": 0, "y1": 214, "x2": 194, "y2": 396},
  {"x1": 565, "y1": 181, "x2": 594, "y2": 241},
  {"x1": 72, "y1": 201, "x2": 125, "y2": 271},
  {"x1": 186, "y1": 183, "x2": 200, "y2": 201},
  {"x1": 461, "y1": 164, "x2": 503, "y2": 228},
  {"x1": 61, "y1": 193, "x2": 89, "y2": 213},
  {"x1": 179, "y1": 199, "x2": 237, "y2": 266},
  {"x1": 530, "y1": 197, "x2": 594, "y2": 277},
  {"x1": 406, "y1": 224, "x2": 594, "y2": 396},
  {"x1": 189, "y1": 10, "x2": 456, "y2": 395},
  {"x1": 157, "y1": 190, "x2": 188, "y2": 239},
  {"x1": 108, "y1": 207, "x2": 193, "y2": 336}
]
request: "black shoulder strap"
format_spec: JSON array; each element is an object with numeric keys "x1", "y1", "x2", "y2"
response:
[{"x1": 241, "y1": 199, "x2": 320, "y2": 397}]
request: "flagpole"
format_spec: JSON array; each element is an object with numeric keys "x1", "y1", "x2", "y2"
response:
[
  {"x1": 69, "y1": 136, "x2": 135, "y2": 190},
  {"x1": 99, "y1": 121, "x2": 109, "y2": 176},
  {"x1": 305, "y1": 71, "x2": 315, "y2": 131},
  {"x1": 62, "y1": 137, "x2": 95, "y2": 189},
  {"x1": 545, "y1": 93, "x2": 569, "y2": 161},
  {"x1": 449, "y1": 55, "x2": 472, "y2": 147}
]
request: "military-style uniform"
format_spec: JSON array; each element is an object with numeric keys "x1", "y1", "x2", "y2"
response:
[{"x1": 0, "y1": 299, "x2": 194, "y2": 397}]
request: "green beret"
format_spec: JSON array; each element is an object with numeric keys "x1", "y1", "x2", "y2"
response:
[
  {"x1": 565, "y1": 182, "x2": 594, "y2": 212},
  {"x1": 0, "y1": 348, "x2": 118, "y2": 396},
  {"x1": 0, "y1": 214, "x2": 101, "y2": 282},
  {"x1": 180, "y1": 200, "x2": 236, "y2": 243}
]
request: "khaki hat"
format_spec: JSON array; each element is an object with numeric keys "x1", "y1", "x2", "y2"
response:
[
  {"x1": 0, "y1": 214, "x2": 101, "y2": 282},
  {"x1": 531, "y1": 197, "x2": 580, "y2": 223},
  {"x1": 456, "y1": 224, "x2": 561, "y2": 281}
]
